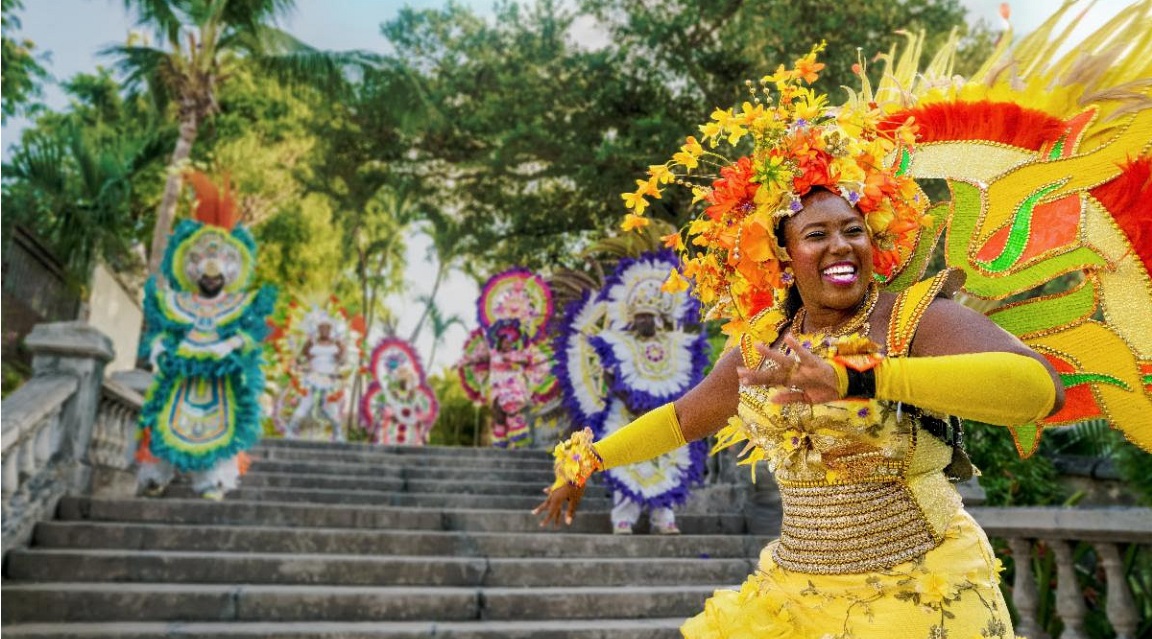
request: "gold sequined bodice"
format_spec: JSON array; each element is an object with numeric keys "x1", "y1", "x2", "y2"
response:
[{"x1": 739, "y1": 386, "x2": 962, "y2": 574}]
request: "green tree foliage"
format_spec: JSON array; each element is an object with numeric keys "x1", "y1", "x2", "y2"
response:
[
  {"x1": 384, "y1": 0, "x2": 977, "y2": 273},
  {"x1": 426, "y1": 370, "x2": 489, "y2": 446},
  {"x1": 0, "y1": 0, "x2": 47, "y2": 123},
  {"x1": 108, "y1": 0, "x2": 372, "y2": 275},
  {"x1": 2, "y1": 69, "x2": 172, "y2": 282}
]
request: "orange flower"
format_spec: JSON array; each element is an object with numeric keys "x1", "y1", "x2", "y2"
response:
[{"x1": 705, "y1": 157, "x2": 759, "y2": 221}]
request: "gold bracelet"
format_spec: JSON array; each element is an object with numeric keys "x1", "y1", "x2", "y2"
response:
[{"x1": 550, "y1": 427, "x2": 603, "y2": 491}]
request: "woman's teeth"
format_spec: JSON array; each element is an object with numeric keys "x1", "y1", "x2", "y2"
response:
[{"x1": 822, "y1": 264, "x2": 857, "y2": 284}]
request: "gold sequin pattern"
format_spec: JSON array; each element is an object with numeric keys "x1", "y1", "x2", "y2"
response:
[{"x1": 774, "y1": 481, "x2": 940, "y2": 574}]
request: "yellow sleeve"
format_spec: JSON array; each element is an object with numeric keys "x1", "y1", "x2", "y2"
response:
[
  {"x1": 875, "y1": 352, "x2": 1056, "y2": 426},
  {"x1": 592, "y1": 403, "x2": 687, "y2": 470}
]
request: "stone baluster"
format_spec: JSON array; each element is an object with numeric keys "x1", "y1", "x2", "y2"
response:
[
  {"x1": 2, "y1": 322, "x2": 114, "y2": 556},
  {"x1": 86, "y1": 378, "x2": 143, "y2": 496},
  {"x1": 1050, "y1": 540, "x2": 1089, "y2": 639},
  {"x1": 1094, "y1": 542, "x2": 1139, "y2": 639},
  {"x1": 1007, "y1": 537, "x2": 1049, "y2": 639},
  {"x1": 2, "y1": 449, "x2": 18, "y2": 507}
]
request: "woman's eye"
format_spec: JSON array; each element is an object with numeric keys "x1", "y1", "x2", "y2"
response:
[
  {"x1": 846, "y1": 226, "x2": 866, "y2": 234},
  {"x1": 805, "y1": 231, "x2": 825, "y2": 239}
]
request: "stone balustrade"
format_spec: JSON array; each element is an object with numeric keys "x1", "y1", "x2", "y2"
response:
[
  {"x1": 88, "y1": 377, "x2": 144, "y2": 497},
  {"x1": 2, "y1": 374, "x2": 77, "y2": 514},
  {"x1": 972, "y1": 507, "x2": 1152, "y2": 639},
  {"x1": 0, "y1": 322, "x2": 141, "y2": 556}
]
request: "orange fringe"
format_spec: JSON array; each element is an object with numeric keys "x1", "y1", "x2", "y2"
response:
[{"x1": 884, "y1": 101, "x2": 1066, "y2": 151}]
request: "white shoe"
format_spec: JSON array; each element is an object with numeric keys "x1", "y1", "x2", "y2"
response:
[
  {"x1": 200, "y1": 489, "x2": 225, "y2": 502},
  {"x1": 653, "y1": 522, "x2": 681, "y2": 535},
  {"x1": 613, "y1": 522, "x2": 633, "y2": 535}
]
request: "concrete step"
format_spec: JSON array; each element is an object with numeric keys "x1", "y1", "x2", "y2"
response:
[
  {"x1": 212, "y1": 486, "x2": 611, "y2": 511},
  {"x1": 58, "y1": 497, "x2": 748, "y2": 535},
  {"x1": 6, "y1": 548, "x2": 754, "y2": 587},
  {"x1": 1, "y1": 583, "x2": 724, "y2": 623},
  {"x1": 248, "y1": 459, "x2": 554, "y2": 484},
  {"x1": 241, "y1": 472, "x2": 406, "y2": 493},
  {"x1": 34, "y1": 521, "x2": 765, "y2": 559},
  {"x1": 257, "y1": 440, "x2": 553, "y2": 459},
  {"x1": 0, "y1": 618, "x2": 685, "y2": 638},
  {"x1": 252, "y1": 446, "x2": 555, "y2": 471},
  {"x1": 241, "y1": 473, "x2": 610, "y2": 499}
]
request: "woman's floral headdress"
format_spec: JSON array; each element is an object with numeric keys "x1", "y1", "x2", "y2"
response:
[{"x1": 622, "y1": 43, "x2": 929, "y2": 333}]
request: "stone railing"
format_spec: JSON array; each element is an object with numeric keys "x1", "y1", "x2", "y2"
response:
[
  {"x1": 972, "y1": 507, "x2": 1152, "y2": 639},
  {"x1": 1, "y1": 322, "x2": 142, "y2": 556},
  {"x1": 87, "y1": 377, "x2": 144, "y2": 496}
]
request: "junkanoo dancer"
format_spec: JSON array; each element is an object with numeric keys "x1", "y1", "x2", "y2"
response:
[
  {"x1": 458, "y1": 269, "x2": 557, "y2": 448},
  {"x1": 555, "y1": 250, "x2": 709, "y2": 534},
  {"x1": 137, "y1": 172, "x2": 276, "y2": 500},
  {"x1": 270, "y1": 302, "x2": 360, "y2": 441},
  {"x1": 536, "y1": 7, "x2": 1152, "y2": 636},
  {"x1": 361, "y1": 337, "x2": 439, "y2": 445}
]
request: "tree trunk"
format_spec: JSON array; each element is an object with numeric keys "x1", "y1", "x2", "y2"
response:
[{"x1": 147, "y1": 109, "x2": 199, "y2": 276}]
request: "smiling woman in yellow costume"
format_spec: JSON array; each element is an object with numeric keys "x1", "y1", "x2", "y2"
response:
[{"x1": 535, "y1": 3, "x2": 1152, "y2": 637}]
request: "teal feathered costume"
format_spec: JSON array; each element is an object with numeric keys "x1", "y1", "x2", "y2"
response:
[{"x1": 137, "y1": 173, "x2": 275, "y2": 483}]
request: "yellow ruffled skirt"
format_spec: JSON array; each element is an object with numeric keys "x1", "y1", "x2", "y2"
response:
[{"x1": 681, "y1": 510, "x2": 1018, "y2": 639}]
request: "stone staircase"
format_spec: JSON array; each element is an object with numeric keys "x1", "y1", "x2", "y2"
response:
[{"x1": 2, "y1": 439, "x2": 769, "y2": 638}]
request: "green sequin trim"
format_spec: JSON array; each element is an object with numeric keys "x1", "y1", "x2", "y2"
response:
[
  {"x1": 947, "y1": 183, "x2": 1106, "y2": 298},
  {"x1": 898, "y1": 148, "x2": 912, "y2": 176},
  {"x1": 977, "y1": 183, "x2": 1062, "y2": 273},
  {"x1": 1048, "y1": 137, "x2": 1065, "y2": 160},
  {"x1": 1060, "y1": 372, "x2": 1131, "y2": 391}
]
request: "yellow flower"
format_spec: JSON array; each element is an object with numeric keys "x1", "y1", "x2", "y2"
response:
[
  {"x1": 621, "y1": 212, "x2": 650, "y2": 232},
  {"x1": 661, "y1": 268, "x2": 689, "y2": 294},
  {"x1": 621, "y1": 191, "x2": 649, "y2": 215},
  {"x1": 711, "y1": 106, "x2": 733, "y2": 126},
  {"x1": 637, "y1": 178, "x2": 661, "y2": 198},
  {"x1": 688, "y1": 218, "x2": 712, "y2": 236},
  {"x1": 700, "y1": 121, "x2": 723, "y2": 142},
  {"x1": 726, "y1": 122, "x2": 749, "y2": 145},
  {"x1": 691, "y1": 186, "x2": 710, "y2": 204},
  {"x1": 915, "y1": 572, "x2": 957, "y2": 605},
  {"x1": 763, "y1": 63, "x2": 793, "y2": 87},
  {"x1": 648, "y1": 163, "x2": 675, "y2": 185},
  {"x1": 673, "y1": 150, "x2": 699, "y2": 169}
]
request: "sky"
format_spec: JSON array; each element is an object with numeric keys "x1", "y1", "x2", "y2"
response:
[{"x1": 0, "y1": 0, "x2": 1136, "y2": 372}]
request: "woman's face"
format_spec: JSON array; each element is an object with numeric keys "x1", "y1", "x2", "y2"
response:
[{"x1": 781, "y1": 190, "x2": 874, "y2": 323}]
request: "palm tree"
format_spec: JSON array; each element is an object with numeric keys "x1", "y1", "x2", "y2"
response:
[
  {"x1": 106, "y1": 0, "x2": 372, "y2": 275},
  {"x1": 414, "y1": 294, "x2": 465, "y2": 373},
  {"x1": 407, "y1": 209, "x2": 473, "y2": 345}
]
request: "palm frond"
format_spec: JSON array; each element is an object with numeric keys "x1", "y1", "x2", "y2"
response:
[
  {"x1": 121, "y1": 0, "x2": 185, "y2": 46},
  {"x1": 220, "y1": 0, "x2": 296, "y2": 32},
  {"x1": 100, "y1": 44, "x2": 176, "y2": 93}
]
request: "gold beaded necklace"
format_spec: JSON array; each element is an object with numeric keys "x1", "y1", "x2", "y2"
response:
[{"x1": 790, "y1": 282, "x2": 880, "y2": 350}]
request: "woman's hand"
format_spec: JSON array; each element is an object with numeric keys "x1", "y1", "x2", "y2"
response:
[
  {"x1": 532, "y1": 482, "x2": 586, "y2": 528},
  {"x1": 736, "y1": 335, "x2": 841, "y2": 405}
]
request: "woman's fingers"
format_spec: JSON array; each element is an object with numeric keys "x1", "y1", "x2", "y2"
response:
[
  {"x1": 533, "y1": 485, "x2": 582, "y2": 527},
  {"x1": 565, "y1": 487, "x2": 584, "y2": 525},
  {"x1": 737, "y1": 342, "x2": 801, "y2": 387}
]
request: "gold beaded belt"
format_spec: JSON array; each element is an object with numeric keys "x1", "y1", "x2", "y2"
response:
[{"x1": 773, "y1": 481, "x2": 940, "y2": 574}]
